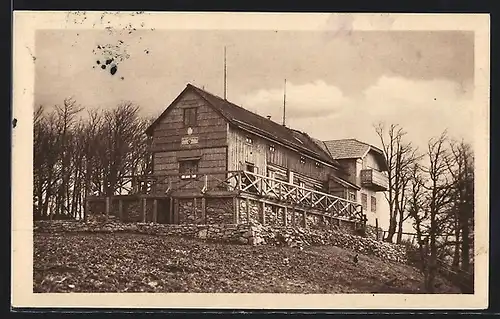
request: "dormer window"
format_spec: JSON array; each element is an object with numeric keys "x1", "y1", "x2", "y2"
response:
[
  {"x1": 269, "y1": 145, "x2": 275, "y2": 152},
  {"x1": 245, "y1": 136, "x2": 253, "y2": 144},
  {"x1": 300, "y1": 156, "x2": 306, "y2": 164}
]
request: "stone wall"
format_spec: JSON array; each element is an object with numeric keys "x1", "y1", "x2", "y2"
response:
[
  {"x1": 238, "y1": 199, "x2": 260, "y2": 224},
  {"x1": 177, "y1": 197, "x2": 234, "y2": 225},
  {"x1": 236, "y1": 198, "x2": 358, "y2": 233},
  {"x1": 87, "y1": 199, "x2": 149, "y2": 223},
  {"x1": 178, "y1": 198, "x2": 203, "y2": 224},
  {"x1": 365, "y1": 224, "x2": 385, "y2": 240},
  {"x1": 205, "y1": 198, "x2": 234, "y2": 224},
  {"x1": 34, "y1": 220, "x2": 407, "y2": 264}
]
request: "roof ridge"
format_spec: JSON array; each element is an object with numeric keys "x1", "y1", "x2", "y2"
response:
[
  {"x1": 188, "y1": 83, "x2": 265, "y2": 118},
  {"x1": 187, "y1": 83, "x2": 337, "y2": 165},
  {"x1": 189, "y1": 83, "x2": 309, "y2": 136}
]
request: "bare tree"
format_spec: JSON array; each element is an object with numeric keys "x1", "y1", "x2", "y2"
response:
[
  {"x1": 53, "y1": 98, "x2": 83, "y2": 218},
  {"x1": 34, "y1": 107, "x2": 62, "y2": 219},
  {"x1": 407, "y1": 162, "x2": 429, "y2": 279},
  {"x1": 420, "y1": 131, "x2": 457, "y2": 292},
  {"x1": 375, "y1": 123, "x2": 420, "y2": 243},
  {"x1": 446, "y1": 140, "x2": 474, "y2": 273}
]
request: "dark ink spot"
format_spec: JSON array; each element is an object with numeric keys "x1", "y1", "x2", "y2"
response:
[
  {"x1": 12, "y1": 118, "x2": 17, "y2": 128},
  {"x1": 101, "y1": 65, "x2": 106, "y2": 70},
  {"x1": 145, "y1": 50, "x2": 149, "y2": 54},
  {"x1": 106, "y1": 58, "x2": 113, "y2": 65},
  {"x1": 434, "y1": 98, "x2": 437, "y2": 101},
  {"x1": 96, "y1": 60, "x2": 101, "y2": 64},
  {"x1": 110, "y1": 65, "x2": 117, "y2": 75},
  {"x1": 97, "y1": 45, "x2": 101, "y2": 49},
  {"x1": 77, "y1": 33, "x2": 80, "y2": 36},
  {"x1": 121, "y1": 77, "x2": 125, "y2": 80}
]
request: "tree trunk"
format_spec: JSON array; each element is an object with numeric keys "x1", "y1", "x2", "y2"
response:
[
  {"x1": 396, "y1": 213, "x2": 404, "y2": 244},
  {"x1": 461, "y1": 217, "x2": 471, "y2": 272},
  {"x1": 453, "y1": 217, "x2": 461, "y2": 268},
  {"x1": 385, "y1": 215, "x2": 397, "y2": 243}
]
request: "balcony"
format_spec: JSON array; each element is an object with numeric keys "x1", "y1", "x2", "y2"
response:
[
  {"x1": 93, "y1": 170, "x2": 365, "y2": 224},
  {"x1": 360, "y1": 169, "x2": 388, "y2": 191}
]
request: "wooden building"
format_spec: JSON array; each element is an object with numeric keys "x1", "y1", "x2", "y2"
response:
[
  {"x1": 319, "y1": 139, "x2": 389, "y2": 229},
  {"x1": 85, "y1": 84, "x2": 387, "y2": 231}
]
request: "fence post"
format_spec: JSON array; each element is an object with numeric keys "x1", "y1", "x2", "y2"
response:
[
  {"x1": 283, "y1": 206, "x2": 288, "y2": 227},
  {"x1": 261, "y1": 201, "x2": 266, "y2": 225},
  {"x1": 153, "y1": 199, "x2": 158, "y2": 223},
  {"x1": 142, "y1": 197, "x2": 147, "y2": 223},
  {"x1": 105, "y1": 196, "x2": 111, "y2": 221},
  {"x1": 201, "y1": 197, "x2": 206, "y2": 224},
  {"x1": 118, "y1": 199, "x2": 123, "y2": 222},
  {"x1": 233, "y1": 197, "x2": 239, "y2": 224}
]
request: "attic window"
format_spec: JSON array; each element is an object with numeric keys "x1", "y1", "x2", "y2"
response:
[
  {"x1": 315, "y1": 162, "x2": 321, "y2": 168},
  {"x1": 269, "y1": 145, "x2": 276, "y2": 152},
  {"x1": 245, "y1": 136, "x2": 254, "y2": 145},
  {"x1": 183, "y1": 108, "x2": 197, "y2": 127},
  {"x1": 300, "y1": 156, "x2": 306, "y2": 164}
]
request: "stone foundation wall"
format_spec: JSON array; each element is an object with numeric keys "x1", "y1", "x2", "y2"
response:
[
  {"x1": 87, "y1": 199, "x2": 149, "y2": 223},
  {"x1": 34, "y1": 220, "x2": 407, "y2": 264},
  {"x1": 205, "y1": 198, "x2": 234, "y2": 224},
  {"x1": 177, "y1": 197, "x2": 234, "y2": 225},
  {"x1": 238, "y1": 199, "x2": 260, "y2": 224},
  {"x1": 236, "y1": 198, "x2": 357, "y2": 233},
  {"x1": 178, "y1": 198, "x2": 203, "y2": 224}
]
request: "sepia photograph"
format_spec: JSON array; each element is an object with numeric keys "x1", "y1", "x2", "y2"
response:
[{"x1": 12, "y1": 12, "x2": 490, "y2": 309}]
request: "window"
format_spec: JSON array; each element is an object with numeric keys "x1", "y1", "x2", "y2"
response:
[
  {"x1": 348, "y1": 191, "x2": 357, "y2": 202},
  {"x1": 245, "y1": 136, "x2": 253, "y2": 144},
  {"x1": 315, "y1": 162, "x2": 321, "y2": 168},
  {"x1": 183, "y1": 108, "x2": 197, "y2": 127},
  {"x1": 269, "y1": 145, "x2": 275, "y2": 152},
  {"x1": 371, "y1": 196, "x2": 377, "y2": 212},
  {"x1": 300, "y1": 156, "x2": 306, "y2": 164},
  {"x1": 361, "y1": 193, "x2": 368, "y2": 210},
  {"x1": 179, "y1": 159, "x2": 199, "y2": 179},
  {"x1": 245, "y1": 162, "x2": 255, "y2": 173}
]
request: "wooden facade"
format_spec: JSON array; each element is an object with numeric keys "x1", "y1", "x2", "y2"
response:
[{"x1": 85, "y1": 84, "x2": 372, "y2": 230}]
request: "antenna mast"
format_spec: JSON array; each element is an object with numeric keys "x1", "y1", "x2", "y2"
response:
[
  {"x1": 282, "y1": 79, "x2": 287, "y2": 126},
  {"x1": 223, "y1": 46, "x2": 227, "y2": 100}
]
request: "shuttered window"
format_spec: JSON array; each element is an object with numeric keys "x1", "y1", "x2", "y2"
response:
[
  {"x1": 183, "y1": 108, "x2": 197, "y2": 127},
  {"x1": 361, "y1": 193, "x2": 368, "y2": 210},
  {"x1": 371, "y1": 196, "x2": 377, "y2": 212}
]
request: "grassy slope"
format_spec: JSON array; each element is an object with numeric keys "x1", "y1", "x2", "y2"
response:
[{"x1": 33, "y1": 232, "x2": 460, "y2": 293}]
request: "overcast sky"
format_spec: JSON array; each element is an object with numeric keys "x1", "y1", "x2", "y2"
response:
[{"x1": 35, "y1": 29, "x2": 474, "y2": 150}]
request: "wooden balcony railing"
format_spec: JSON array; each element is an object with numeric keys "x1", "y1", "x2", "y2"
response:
[
  {"x1": 107, "y1": 170, "x2": 365, "y2": 223},
  {"x1": 360, "y1": 169, "x2": 388, "y2": 191}
]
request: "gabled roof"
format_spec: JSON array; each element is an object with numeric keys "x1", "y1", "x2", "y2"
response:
[
  {"x1": 322, "y1": 139, "x2": 388, "y2": 171},
  {"x1": 145, "y1": 84, "x2": 338, "y2": 167}
]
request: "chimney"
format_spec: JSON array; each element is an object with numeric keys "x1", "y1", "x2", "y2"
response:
[{"x1": 267, "y1": 115, "x2": 272, "y2": 120}]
